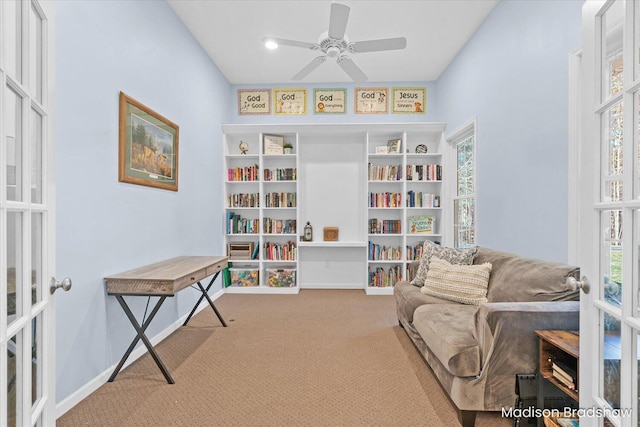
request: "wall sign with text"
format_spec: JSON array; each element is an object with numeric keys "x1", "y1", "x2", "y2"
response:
[
  {"x1": 238, "y1": 89, "x2": 271, "y2": 115},
  {"x1": 354, "y1": 87, "x2": 388, "y2": 114},
  {"x1": 314, "y1": 89, "x2": 346, "y2": 114},
  {"x1": 392, "y1": 87, "x2": 426, "y2": 114},
  {"x1": 274, "y1": 88, "x2": 308, "y2": 115}
]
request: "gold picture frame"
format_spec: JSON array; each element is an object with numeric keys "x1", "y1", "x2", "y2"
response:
[{"x1": 118, "y1": 92, "x2": 179, "y2": 191}]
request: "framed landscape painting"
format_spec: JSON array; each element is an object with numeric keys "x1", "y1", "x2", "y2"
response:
[{"x1": 119, "y1": 92, "x2": 179, "y2": 191}]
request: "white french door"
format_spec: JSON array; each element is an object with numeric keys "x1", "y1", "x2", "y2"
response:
[
  {"x1": 580, "y1": 1, "x2": 640, "y2": 426},
  {"x1": 1, "y1": 1, "x2": 57, "y2": 426}
]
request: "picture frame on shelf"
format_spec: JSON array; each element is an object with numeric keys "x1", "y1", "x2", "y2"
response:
[
  {"x1": 118, "y1": 92, "x2": 179, "y2": 191},
  {"x1": 263, "y1": 134, "x2": 284, "y2": 155},
  {"x1": 387, "y1": 138, "x2": 402, "y2": 154},
  {"x1": 375, "y1": 146, "x2": 388, "y2": 154}
]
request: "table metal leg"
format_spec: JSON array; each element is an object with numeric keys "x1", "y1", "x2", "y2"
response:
[
  {"x1": 108, "y1": 295, "x2": 175, "y2": 384},
  {"x1": 183, "y1": 272, "x2": 227, "y2": 327}
]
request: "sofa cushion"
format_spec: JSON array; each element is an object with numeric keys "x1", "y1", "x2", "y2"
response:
[
  {"x1": 413, "y1": 304, "x2": 481, "y2": 377},
  {"x1": 394, "y1": 281, "x2": 454, "y2": 324},
  {"x1": 473, "y1": 247, "x2": 580, "y2": 303},
  {"x1": 421, "y1": 257, "x2": 492, "y2": 305},
  {"x1": 410, "y1": 241, "x2": 478, "y2": 287}
]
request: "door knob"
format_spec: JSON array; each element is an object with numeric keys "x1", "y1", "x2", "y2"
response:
[
  {"x1": 49, "y1": 277, "x2": 72, "y2": 294},
  {"x1": 565, "y1": 276, "x2": 590, "y2": 294}
]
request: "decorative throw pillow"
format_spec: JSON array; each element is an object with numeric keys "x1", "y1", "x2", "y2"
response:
[
  {"x1": 410, "y1": 241, "x2": 478, "y2": 287},
  {"x1": 420, "y1": 257, "x2": 492, "y2": 305}
]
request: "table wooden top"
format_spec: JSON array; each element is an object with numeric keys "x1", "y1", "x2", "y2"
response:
[
  {"x1": 535, "y1": 330, "x2": 580, "y2": 359},
  {"x1": 105, "y1": 256, "x2": 228, "y2": 296}
]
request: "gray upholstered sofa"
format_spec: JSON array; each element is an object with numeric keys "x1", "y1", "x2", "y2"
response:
[{"x1": 394, "y1": 246, "x2": 580, "y2": 427}]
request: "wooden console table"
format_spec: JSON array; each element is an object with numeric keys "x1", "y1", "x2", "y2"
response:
[{"x1": 105, "y1": 256, "x2": 228, "y2": 384}]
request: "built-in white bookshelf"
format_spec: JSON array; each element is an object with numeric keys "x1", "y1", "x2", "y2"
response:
[{"x1": 222, "y1": 123, "x2": 448, "y2": 295}]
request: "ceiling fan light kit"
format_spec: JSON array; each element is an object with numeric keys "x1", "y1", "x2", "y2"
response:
[{"x1": 263, "y1": 2, "x2": 407, "y2": 82}]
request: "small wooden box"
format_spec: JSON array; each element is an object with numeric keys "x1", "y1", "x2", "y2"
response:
[
  {"x1": 227, "y1": 242, "x2": 255, "y2": 260},
  {"x1": 323, "y1": 227, "x2": 339, "y2": 241}
]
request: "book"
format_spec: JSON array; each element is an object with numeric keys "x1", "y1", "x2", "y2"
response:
[
  {"x1": 552, "y1": 370, "x2": 576, "y2": 390},
  {"x1": 408, "y1": 215, "x2": 435, "y2": 234},
  {"x1": 556, "y1": 418, "x2": 579, "y2": 427},
  {"x1": 552, "y1": 360, "x2": 577, "y2": 384}
]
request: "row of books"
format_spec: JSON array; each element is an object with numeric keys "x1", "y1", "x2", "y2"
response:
[
  {"x1": 263, "y1": 241, "x2": 297, "y2": 261},
  {"x1": 406, "y1": 191, "x2": 440, "y2": 208},
  {"x1": 368, "y1": 163, "x2": 403, "y2": 181},
  {"x1": 226, "y1": 212, "x2": 259, "y2": 234},
  {"x1": 368, "y1": 266, "x2": 402, "y2": 287},
  {"x1": 406, "y1": 164, "x2": 442, "y2": 181},
  {"x1": 368, "y1": 241, "x2": 402, "y2": 261},
  {"x1": 228, "y1": 165, "x2": 259, "y2": 181},
  {"x1": 405, "y1": 243, "x2": 424, "y2": 261},
  {"x1": 552, "y1": 359, "x2": 578, "y2": 391},
  {"x1": 263, "y1": 218, "x2": 296, "y2": 234},
  {"x1": 369, "y1": 192, "x2": 402, "y2": 208},
  {"x1": 264, "y1": 168, "x2": 296, "y2": 181},
  {"x1": 369, "y1": 218, "x2": 402, "y2": 234},
  {"x1": 264, "y1": 192, "x2": 297, "y2": 208},
  {"x1": 227, "y1": 192, "x2": 260, "y2": 208}
]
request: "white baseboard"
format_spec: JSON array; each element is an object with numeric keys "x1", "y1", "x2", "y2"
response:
[{"x1": 55, "y1": 288, "x2": 225, "y2": 419}]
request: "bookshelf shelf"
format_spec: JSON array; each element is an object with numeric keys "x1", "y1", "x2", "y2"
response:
[{"x1": 223, "y1": 123, "x2": 448, "y2": 294}]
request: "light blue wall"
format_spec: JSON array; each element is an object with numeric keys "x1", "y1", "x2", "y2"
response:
[
  {"x1": 55, "y1": 0, "x2": 230, "y2": 403},
  {"x1": 230, "y1": 82, "x2": 439, "y2": 124},
  {"x1": 436, "y1": 0, "x2": 582, "y2": 262}
]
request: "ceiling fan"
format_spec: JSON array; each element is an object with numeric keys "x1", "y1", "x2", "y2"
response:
[{"x1": 263, "y1": 2, "x2": 407, "y2": 82}]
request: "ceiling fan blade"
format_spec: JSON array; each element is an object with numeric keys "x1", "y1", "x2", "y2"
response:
[
  {"x1": 328, "y1": 3, "x2": 350, "y2": 40},
  {"x1": 337, "y1": 56, "x2": 367, "y2": 82},
  {"x1": 263, "y1": 37, "x2": 317, "y2": 50},
  {"x1": 292, "y1": 56, "x2": 327, "y2": 80},
  {"x1": 350, "y1": 37, "x2": 407, "y2": 53}
]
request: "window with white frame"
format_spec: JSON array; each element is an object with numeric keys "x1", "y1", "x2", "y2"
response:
[{"x1": 449, "y1": 122, "x2": 476, "y2": 248}]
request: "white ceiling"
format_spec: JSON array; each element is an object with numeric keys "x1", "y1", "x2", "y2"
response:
[{"x1": 167, "y1": 0, "x2": 499, "y2": 85}]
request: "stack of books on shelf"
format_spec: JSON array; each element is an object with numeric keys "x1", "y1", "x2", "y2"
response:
[
  {"x1": 226, "y1": 212, "x2": 259, "y2": 234},
  {"x1": 263, "y1": 241, "x2": 297, "y2": 261},
  {"x1": 263, "y1": 218, "x2": 296, "y2": 234},
  {"x1": 551, "y1": 359, "x2": 577, "y2": 392},
  {"x1": 228, "y1": 165, "x2": 259, "y2": 181},
  {"x1": 368, "y1": 265, "x2": 402, "y2": 287},
  {"x1": 369, "y1": 218, "x2": 401, "y2": 234},
  {"x1": 406, "y1": 191, "x2": 440, "y2": 208},
  {"x1": 368, "y1": 241, "x2": 402, "y2": 261},
  {"x1": 264, "y1": 168, "x2": 296, "y2": 181},
  {"x1": 227, "y1": 192, "x2": 259, "y2": 208},
  {"x1": 406, "y1": 164, "x2": 442, "y2": 181},
  {"x1": 264, "y1": 192, "x2": 297, "y2": 207},
  {"x1": 368, "y1": 192, "x2": 402, "y2": 208},
  {"x1": 368, "y1": 163, "x2": 402, "y2": 181}
]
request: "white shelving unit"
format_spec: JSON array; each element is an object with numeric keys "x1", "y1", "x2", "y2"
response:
[{"x1": 222, "y1": 123, "x2": 448, "y2": 295}]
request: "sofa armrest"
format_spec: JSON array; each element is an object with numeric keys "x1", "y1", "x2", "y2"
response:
[
  {"x1": 473, "y1": 301, "x2": 579, "y2": 376},
  {"x1": 407, "y1": 261, "x2": 420, "y2": 282}
]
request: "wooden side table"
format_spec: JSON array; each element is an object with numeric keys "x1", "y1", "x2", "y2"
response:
[{"x1": 534, "y1": 330, "x2": 579, "y2": 427}]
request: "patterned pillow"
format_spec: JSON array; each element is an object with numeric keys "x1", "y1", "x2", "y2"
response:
[
  {"x1": 420, "y1": 257, "x2": 492, "y2": 305},
  {"x1": 410, "y1": 241, "x2": 478, "y2": 287}
]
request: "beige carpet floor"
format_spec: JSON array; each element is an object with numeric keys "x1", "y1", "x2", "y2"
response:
[{"x1": 57, "y1": 290, "x2": 512, "y2": 427}]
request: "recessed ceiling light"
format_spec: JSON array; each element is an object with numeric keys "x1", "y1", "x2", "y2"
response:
[{"x1": 265, "y1": 39, "x2": 278, "y2": 50}]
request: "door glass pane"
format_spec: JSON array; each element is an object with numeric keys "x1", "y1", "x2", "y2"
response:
[
  {"x1": 29, "y1": 3, "x2": 43, "y2": 103},
  {"x1": 31, "y1": 212, "x2": 42, "y2": 306},
  {"x1": 7, "y1": 332, "x2": 21, "y2": 427},
  {"x1": 31, "y1": 314, "x2": 42, "y2": 407},
  {"x1": 31, "y1": 109, "x2": 43, "y2": 204},
  {"x1": 603, "y1": 102, "x2": 623, "y2": 203},
  {"x1": 603, "y1": 210, "x2": 623, "y2": 306},
  {"x1": 5, "y1": 86, "x2": 23, "y2": 202},
  {"x1": 602, "y1": 313, "x2": 621, "y2": 410},
  {"x1": 3, "y1": 0, "x2": 23, "y2": 83},
  {"x1": 602, "y1": 0, "x2": 624, "y2": 100},
  {"x1": 7, "y1": 212, "x2": 23, "y2": 324}
]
